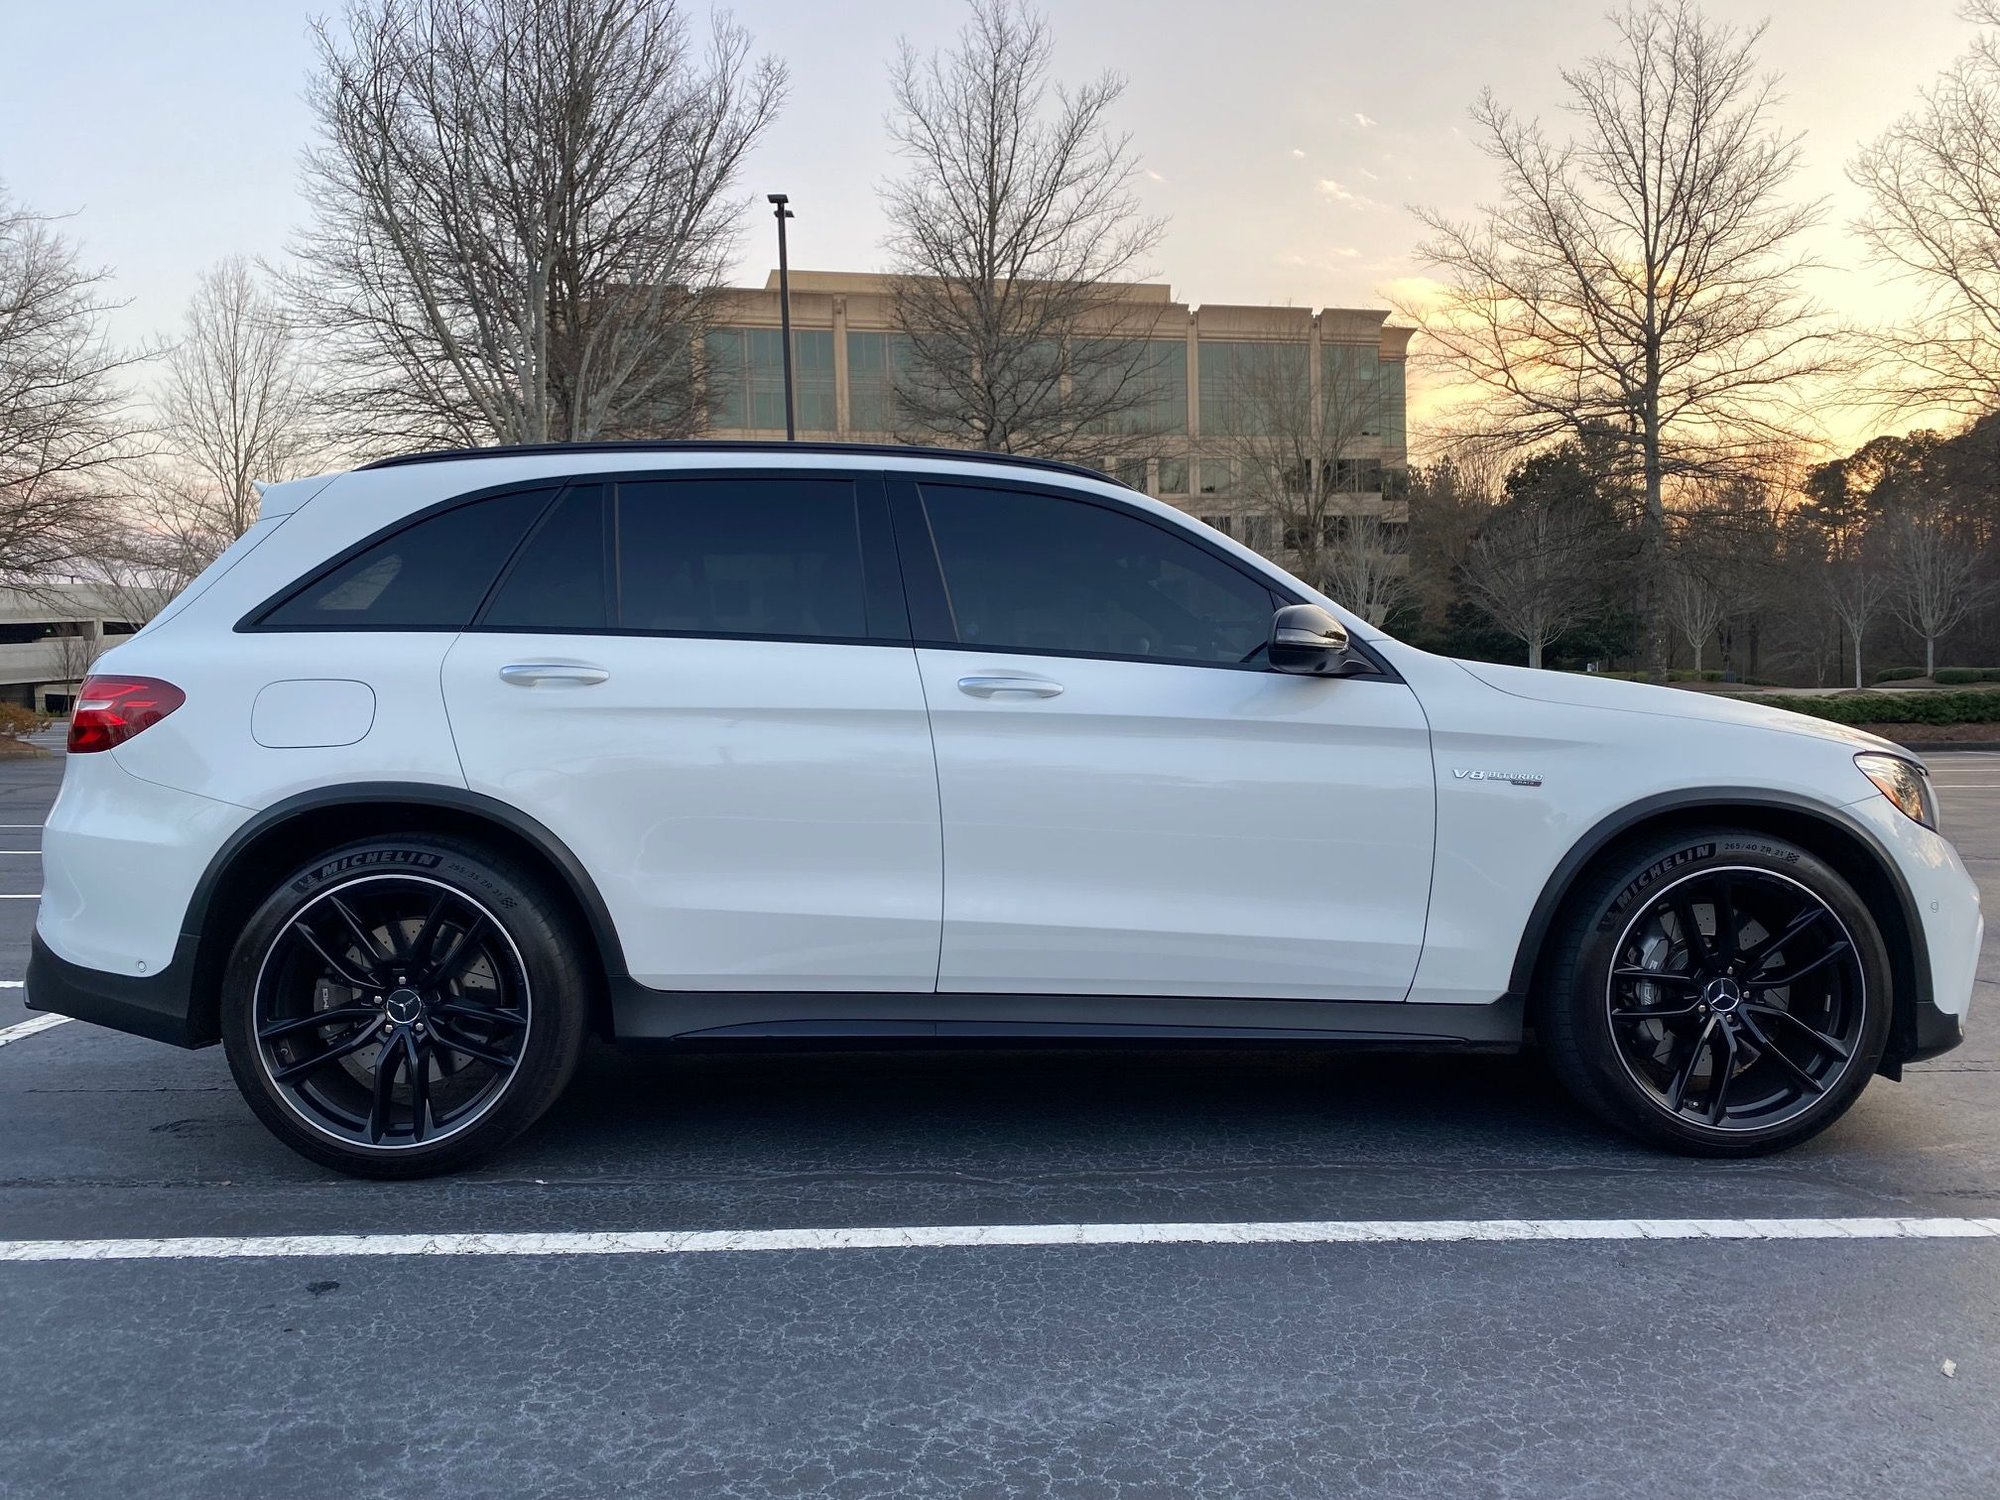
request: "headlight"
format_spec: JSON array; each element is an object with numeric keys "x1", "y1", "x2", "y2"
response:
[{"x1": 1856, "y1": 752, "x2": 1938, "y2": 830}]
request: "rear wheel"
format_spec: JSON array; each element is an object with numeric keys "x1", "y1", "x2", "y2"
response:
[
  {"x1": 220, "y1": 837, "x2": 589, "y2": 1178},
  {"x1": 1538, "y1": 828, "x2": 1892, "y2": 1156}
]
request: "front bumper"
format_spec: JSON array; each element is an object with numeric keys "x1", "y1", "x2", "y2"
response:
[{"x1": 25, "y1": 930, "x2": 209, "y2": 1048}]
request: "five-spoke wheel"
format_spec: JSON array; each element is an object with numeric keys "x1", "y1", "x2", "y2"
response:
[
  {"x1": 1607, "y1": 866, "x2": 1866, "y2": 1132},
  {"x1": 253, "y1": 875, "x2": 532, "y2": 1149},
  {"x1": 1539, "y1": 829, "x2": 1891, "y2": 1155},
  {"x1": 222, "y1": 838, "x2": 588, "y2": 1177}
]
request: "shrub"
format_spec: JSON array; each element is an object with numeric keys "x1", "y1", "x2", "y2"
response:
[
  {"x1": 1931, "y1": 667, "x2": 2000, "y2": 686},
  {"x1": 1874, "y1": 667, "x2": 1925, "y2": 684},
  {"x1": 0, "y1": 704, "x2": 41, "y2": 739},
  {"x1": 1724, "y1": 690, "x2": 2000, "y2": 726}
]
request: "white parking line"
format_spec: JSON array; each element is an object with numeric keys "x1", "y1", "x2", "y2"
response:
[
  {"x1": 0, "y1": 894, "x2": 39, "y2": 899},
  {"x1": 0, "y1": 1013, "x2": 70, "y2": 1049},
  {"x1": 3, "y1": 1217, "x2": 1998, "y2": 1263}
]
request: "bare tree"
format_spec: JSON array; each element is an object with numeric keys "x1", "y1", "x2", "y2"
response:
[
  {"x1": 1321, "y1": 512, "x2": 1411, "y2": 628},
  {"x1": 881, "y1": 0, "x2": 1167, "y2": 459},
  {"x1": 1661, "y1": 548, "x2": 1728, "y2": 674},
  {"x1": 159, "y1": 257, "x2": 320, "y2": 539},
  {"x1": 1851, "y1": 1, "x2": 2000, "y2": 419},
  {"x1": 0, "y1": 185, "x2": 133, "y2": 580},
  {"x1": 1408, "y1": 2, "x2": 1834, "y2": 677},
  {"x1": 1218, "y1": 340, "x2": 1407, "y2": 621},
  {"x1": 1822, "y1": 557, "x2": 1892, "y2": 691},
  {"x1": 1889, "y1": 511, "x2": 1989, "y2": 675},
  {"x1": 290, "y1": 0, "x2": 785, "y2": 449},
  {"x1": 1462, "y1": 493, "x2": 1617, "y2": 669}
]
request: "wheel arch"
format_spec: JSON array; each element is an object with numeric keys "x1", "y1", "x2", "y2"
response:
[
  {"x1": 1509, "y1": 789, "x2": 1933, "y2": 1077},
  {"x1": 181, "y1": 783, "x2": 628, "y2": 1046}
]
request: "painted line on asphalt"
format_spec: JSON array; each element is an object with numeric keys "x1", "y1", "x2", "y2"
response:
[
  {"x1": 0, "y1": 1013, "x2": 70, "y2": 1049},
  {"x1": 0, "y1": 894, "x2": 39, "y2": 899},
  {"x1": 4, "y1": 1217, "x2": 2000, "y2": 1264},
  {"x1": 0, "y1": 979, "x2": 23, "y2": 988}
]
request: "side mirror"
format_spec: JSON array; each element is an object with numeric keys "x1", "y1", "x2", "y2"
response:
[{"x1": 1268, "y1": 603, "x2": 1354, "y2": 675}]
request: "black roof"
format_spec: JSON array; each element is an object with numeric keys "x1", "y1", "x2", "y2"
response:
[{"x1": 356, "y1": 440, "x2": 1130, "y2": 488}]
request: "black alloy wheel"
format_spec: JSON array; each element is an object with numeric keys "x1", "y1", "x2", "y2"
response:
[
  {"x1": 252, "y1": 874, "x2": 531, "y2": 1149},
  {"x1": 222, "y1": 837, "x2": 589, "y2": 1178},
  {"x1": 1538, "y1": 829, "x2": 1892, "y2": 1156},
  {"x1": 1606, "y1": 866, "x2": 1867, "y2": 1132}
]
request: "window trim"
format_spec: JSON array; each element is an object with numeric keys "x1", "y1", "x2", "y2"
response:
[
  {"x1": 891, "y1": 473, "x2": 1397, "y2": 680},
  {"x1": 243, "y1": 465, "x2": 913, "y2": 647}
]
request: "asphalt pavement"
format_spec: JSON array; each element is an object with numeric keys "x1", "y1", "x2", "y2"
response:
[{"x1": 3, "y1": 747, "x2": 1998, "y2": 1498}]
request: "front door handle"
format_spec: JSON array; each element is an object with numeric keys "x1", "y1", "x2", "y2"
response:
[
  {"x1": 957, "y1": 674, "x2": 1063, "y2": 699},
  {"x1": 499, "y1": 663, "x2": 610, "y2": 688}
]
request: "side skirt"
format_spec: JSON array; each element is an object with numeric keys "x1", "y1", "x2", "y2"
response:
[{"x1": 609, "y1": 983, "x2": 1524, "y2": 1050}]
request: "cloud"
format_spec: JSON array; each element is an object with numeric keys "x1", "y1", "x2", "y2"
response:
[
  {"x1": 1316, "y1": 179, "x2": 1377, "y2": 208},
  {"x1": 1359, "y1": 167, "x2": 1380, "y2": 182},
  {"x1": 1290, "y1": 148, "x2": 1306, "y2": 159},
  {"x1": 1354, "y1": 112, "x2": 1378, "y2": 128},
  {"x1": 1144, "y1": 168, "x2": 1167, "y2": 183}
]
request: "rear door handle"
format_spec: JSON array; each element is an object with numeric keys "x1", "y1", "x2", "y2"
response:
[
  {"x1": 957, "y1": 674, "x2": 1063, "y2": 699},
  {"x1": 499, "y1": 663, "x2": 610, "y2": 688}
]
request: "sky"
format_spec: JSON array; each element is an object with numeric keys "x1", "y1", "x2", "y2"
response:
[{"x1": 0, "y1": 0, "x2": 1984, "y2": 446}]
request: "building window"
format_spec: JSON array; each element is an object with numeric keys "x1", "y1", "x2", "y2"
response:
[
  {"x1": 706, "y1": 327, "x2": 835, "y2": 432},
  {"x1": 1198, "y1": 456, "x2": 1233, "y2": 495},
  {"x1": 1197, "y1": 339, "x2": 1309, "y2": 437},
  {"x1": 1242, "y1": 514, "x2": 1275, "y2": 554},
  {"x1": 1157, "y1": 456, "x2": 1189, "y2": 494},
  {"x1": 847, "y1": 330, "x2": 915, "y2": 433},
  {"x1": 1322, "y1": 344, "x2": 1383, "y2": 441},
  {"x1": 1115, "y1": 456, "x2": 1148, "y2": 490},
  {"x1": 1080, "y1": 339, "x2": 1188, "y2": 435},
  {"x1": 1198, "y1": 514, "x2": 1234, "y2": 538}
]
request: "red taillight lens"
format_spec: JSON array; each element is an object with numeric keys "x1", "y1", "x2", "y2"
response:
[{"x1": 67, "y1": 676, "x2": 186, "y2": 754}]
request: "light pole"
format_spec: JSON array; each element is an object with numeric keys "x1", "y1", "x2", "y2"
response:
[{"x1": 767, "y1": 193, "x2": 796, "y2": 441}]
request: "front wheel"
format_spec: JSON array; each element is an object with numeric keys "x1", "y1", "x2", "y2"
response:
[
  {"x1": 1537, "y1": 828, "x2": 1892, "y2": 1156},
  {"x1": 220, "y1": 837, "x2": 590, "y2": 1178}
]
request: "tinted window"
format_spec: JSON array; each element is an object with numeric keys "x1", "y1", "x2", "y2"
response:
[
  {"x1": 616, "y1": 479, "x2": 868, "y2": 639},
  {"x1": 262, "y1": 489, "x2": 551, "y2": 629},
  {"x1": 921, "y1": 485, "x2": 1276, "y2": 665},
  {"x1": 480, "y1": 486, "x2": 609, "y2": 631}
]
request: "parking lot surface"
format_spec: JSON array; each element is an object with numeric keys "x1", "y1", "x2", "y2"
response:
[{"x1": 2, "y1": 750, "x2": 1998, "y2": 1498}]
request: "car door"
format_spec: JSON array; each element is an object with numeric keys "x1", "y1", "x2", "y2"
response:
[
  {"x1": 441, "y1": 469, "x2": 942, "y2": 992},
  {"x1": 895, "y1": 475, "x2": 1435, "y2": 1003}
]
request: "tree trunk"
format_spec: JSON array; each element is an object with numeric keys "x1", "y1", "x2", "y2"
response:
[
  {"x1": 1852, "y1": 629, "x2": 1865, "y2": 690},
  {"x1": 1528, "y1": 640, "x2": 1544, "y2": 669},
  {"x1": 1926, "y1": 636, "x2": 1937, "y2": 677}
]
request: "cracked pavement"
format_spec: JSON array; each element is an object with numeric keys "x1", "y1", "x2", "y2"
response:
[{"x1": 2, "y1": 752, "x2": 1998, "y2": 1498}]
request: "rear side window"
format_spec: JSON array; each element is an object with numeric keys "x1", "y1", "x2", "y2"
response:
[
  {"x1": 615, "y1": 479, "x2": 868, "y2": 639},
  {"x1": 480, "y1": 486, "x2": 610, "y2": 631},
  {"x1": 259, "y1": 489, "x2": 552, "y2": 629}
]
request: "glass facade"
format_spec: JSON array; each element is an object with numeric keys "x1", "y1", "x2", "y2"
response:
[
  {"x1": 1197, "y1": 339, "x2": 1309, "y2": 437},
  {"x1": 705, "y1": 328, "x2": 835, "y2": 431},
  {"x1": 847, "y1": 330, "x2": 915, "y2": 434}
]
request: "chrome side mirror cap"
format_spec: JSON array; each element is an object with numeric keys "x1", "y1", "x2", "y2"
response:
[{"x1": 1268, "y1": 604, "x2": 1356, "y2": 675}]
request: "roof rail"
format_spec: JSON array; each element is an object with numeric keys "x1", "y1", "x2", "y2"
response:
[{"x1": 354, "y1": 439, "x2": 1131, "y2": 488}]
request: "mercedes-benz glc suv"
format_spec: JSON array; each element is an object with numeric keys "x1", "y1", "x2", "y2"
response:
[{"x1": 27, "y1": 443, "x2": 1980, "y2": 1175}]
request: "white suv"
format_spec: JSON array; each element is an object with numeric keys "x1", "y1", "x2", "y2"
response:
[{"x1": 28, "y1": 443, "x2": 1981, "y2": 1176}]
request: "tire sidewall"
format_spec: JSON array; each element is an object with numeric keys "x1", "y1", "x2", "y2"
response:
[
  {"x1": 220, "y1": 837, "x2": 586, "y2": 1176},
  {"x1": 1565, "y1": 830, "x2": 1893, "y2": 1154}
]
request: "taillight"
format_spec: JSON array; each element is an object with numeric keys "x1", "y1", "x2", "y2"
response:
[{"x1": 68, "y1": 676, "x2": 186, "y2": 754}]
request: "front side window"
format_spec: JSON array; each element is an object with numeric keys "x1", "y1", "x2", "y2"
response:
[
  {"x1": 260, "y1": 488, "x2": 553, "y2": 629},
  {"x1": 616, "y1": 479, "x2": 869, "y2": 640},
  {"x1": 920, "y1": 484, "x2": 1276, "y2": 666}
]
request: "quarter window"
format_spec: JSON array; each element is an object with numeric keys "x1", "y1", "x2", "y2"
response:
[
  {"x1": 920, "y1": 484, "x2": 1276, "y2": 666},
  {"x1": 259, "y1": 489, "x2": 552, "y2": 629},
  {"x1": 615, "y1": 479, "x2": 869, "y2": 639}
]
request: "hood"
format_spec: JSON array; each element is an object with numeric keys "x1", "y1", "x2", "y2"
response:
[{"x1": 1453, "y1": 660, "x2": 1908, "y2": 757}]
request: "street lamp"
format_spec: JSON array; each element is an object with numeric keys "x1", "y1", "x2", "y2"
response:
[{"x1": 767, "y1": 193, "x2": 796, "y2": 441}]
